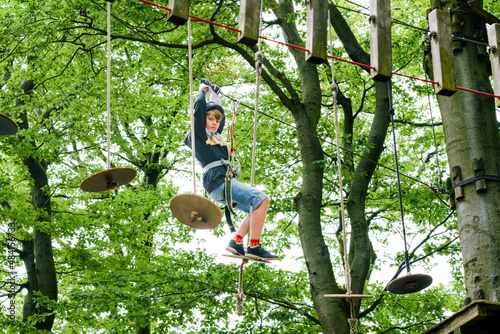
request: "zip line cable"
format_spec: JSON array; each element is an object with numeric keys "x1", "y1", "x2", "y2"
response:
[
  {"x1": 334, "y1": 1, "x2": 430, "y2": 33},
  {"x1": 344, "y1": 0, "x2": 369, "y2": 11},
  {"x1": 90, "y1": 0, "x2": 453, "y2": 199}
]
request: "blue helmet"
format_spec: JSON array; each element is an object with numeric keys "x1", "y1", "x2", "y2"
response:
[{"x1": 206, "y1": 101, "x2": 224, "y2": 115}]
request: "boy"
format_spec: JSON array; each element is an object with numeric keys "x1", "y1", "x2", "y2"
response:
[{"x1": 184, "y1": 79, "x2": 278, "y2": 261}]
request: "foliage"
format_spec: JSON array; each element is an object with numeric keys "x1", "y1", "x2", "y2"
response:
[{"x1": 0, "y1": 0, "x2": 471, "y2": 333}]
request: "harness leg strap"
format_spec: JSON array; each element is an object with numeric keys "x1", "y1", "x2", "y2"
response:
[
  {"x1": 223, "y1": 170, "x2": 237, "y2": 232},
  {"x1": 224, "y1": 206, "x2": 236, "y2": 233}
]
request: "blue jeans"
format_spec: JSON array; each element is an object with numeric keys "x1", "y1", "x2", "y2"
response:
[{"x1": 208, "y1": 179, "x2": 268, "y2": 213}]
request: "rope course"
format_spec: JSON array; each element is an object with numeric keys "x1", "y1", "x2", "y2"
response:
[
  {"x1": 90, "y1": 0, "x2": 455, "y2": 202},
  {"x1": 94, "y1": 0, "x2": 469, "y2": 312}
]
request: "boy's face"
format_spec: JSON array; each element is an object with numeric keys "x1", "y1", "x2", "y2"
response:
[{"x1": 206, "y1": 111, "x2": 221, "y2": 133}]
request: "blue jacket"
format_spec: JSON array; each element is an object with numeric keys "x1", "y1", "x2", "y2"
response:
[{"x1": 184, "y1": 90, "x2": 228, "y2": 194}]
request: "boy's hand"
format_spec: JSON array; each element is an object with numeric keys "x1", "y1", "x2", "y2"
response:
[
  {"x1": 212, "y1": 84, "x2": 221, "y2": 95},
  {"x1": 199, "y1": 78, "x2": 211, "y2": 92}
]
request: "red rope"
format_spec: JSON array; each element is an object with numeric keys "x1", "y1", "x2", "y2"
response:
[
  {"x1": 260, "y1": 36, "x2": 309, "y2": 52},
  {"x1": 136, "y1": 0, "x2": 241, "y2": 32},
  {"x1": 393, "y1": 72, "x2": 438, "y2": 85},
  {"x1": 456, "y1": 86, "x2": 498, "y2": 98},
  {"x1": 136, "y1": 0, "x2": 171, "y2": 12},
  {"x1": 189, "y1": 15, "x2": 241, "y2": 33},
  {"x1": 328, "y1": 54, "x2": 375, "y2": 70},
  {"x1": 135, "y1": 0, "x2": 500, "y2": 99}
]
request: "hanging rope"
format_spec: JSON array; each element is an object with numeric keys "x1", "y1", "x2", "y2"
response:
[
  {"x1": 229, "y1": 100, "x2": 240, "y2": 161},
  {"x1": 106, "y1": 1, "x2": 112, "y2": 170},
  {"x1": 328, "y1": 7, "x2": 358, "y2": 334},
  {"x1": 234, "y1": 259, "x2": 248, "y2": 316},
  {"x1": 232, "y1": 92, "x2": 249, "y2": 318},
  {"x1": 250, "y1": 51, "x2": 262, "y2": 189},
  {"x1": 387, "y1": 80, "x2": 411, "y2": 275},
  {"x1": 188, "y1": 17, "x2": 196, "y2": 193},
  {"x1": 250, "y1": 0, "x2": 264, "y2": 189}
]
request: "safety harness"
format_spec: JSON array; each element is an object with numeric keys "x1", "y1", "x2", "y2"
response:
[{"x1": 204, "y1": 100, "x2": 240, "y2": 233}]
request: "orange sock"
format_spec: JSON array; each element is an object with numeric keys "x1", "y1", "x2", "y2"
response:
[
  {"x1": 250, "y1": 239, "x2": 260, "y2": 247},
  {"x1": 234, "y1": 234, "x2": 244, "y2": 244}
]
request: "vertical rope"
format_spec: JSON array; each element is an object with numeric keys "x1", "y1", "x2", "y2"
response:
[
  {"x1": 247, "y1": 0, "x2": 265, "y2": 247},
  {"x1": 348, "y1": 300, "x2": 359, "y2": 334},
  {"x1": 328, "y1": 0, "x2": 351, "y2": 297},
  {"x1": 106, "y1": 1, "x2": 112, "y2": 170},
  {"x1": 229, "y1": 100, "x2": 239, "y2": 160},
  {"x1": 234, "y1": 260, "x2": 247, "y2": 316},
  {"x1": 188, "y1": 16, "x2": 196, "y2": 193},
  {"x1": 251, "y1": 0, "x2": 264, "y2": 188},
  {"x1": 251, "y1": 57, "x2": 261, "y2": 189},
  {"x1": 387, "y1": 80, "x2": 411, "y2": 275},
  {"x1": 328, "y1": 6, "x2": 357, "y2": 334}
]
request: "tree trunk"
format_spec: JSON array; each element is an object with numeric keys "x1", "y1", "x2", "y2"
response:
[
  {"x1": 270, "y1": 1, "x2": 350, "y2": 332},
  {"x1": 429, "y1": 0, "x2": 500, "y2": 302},
  {"x1": 329, "y1": 2, "x2": 391, "y2": 316},
  {"x1": 21, "y1": 239, "x2": 37, "y2": 322},
  {"x1": 133, "y1": 125, "x2": 166, "y2": 334},
  {"x1": 17, "y1": 79, "x2": 58, "y2": 330},
  {"x1": 347, "y1": 80, "x2": 390, "y2": 312}
]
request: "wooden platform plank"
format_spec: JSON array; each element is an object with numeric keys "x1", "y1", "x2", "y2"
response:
[
  {"x1": 369, "y1": 0, "x2": 392, "y2": 81},
  {"x1": 305, "y1": 0, "x2": 328, "y2": 64},
  {"x1": 222, "y1": 253, "x2": 271, "y2": 264},
  {"x1": 456, "y1": 0, "x2": 500, "y2": 25},
  {"x1": 428, "y1": 9, "x2": 457, "y2": 96},
  {"x1": 167, "y1": 0, "x2": 190, "y2": 25},
  {"x1": 324, "y1": 294, "x2": 374, "y2": 299},
  {"x1": 422, "y1": 300, "x2": 500, "y2": 334},
  {"x1": 488, "y1": 23, "x2": 500, "y2": 106},
  {"x1": 237, "y1": 0, "x2": 261, "y2": 46}
]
